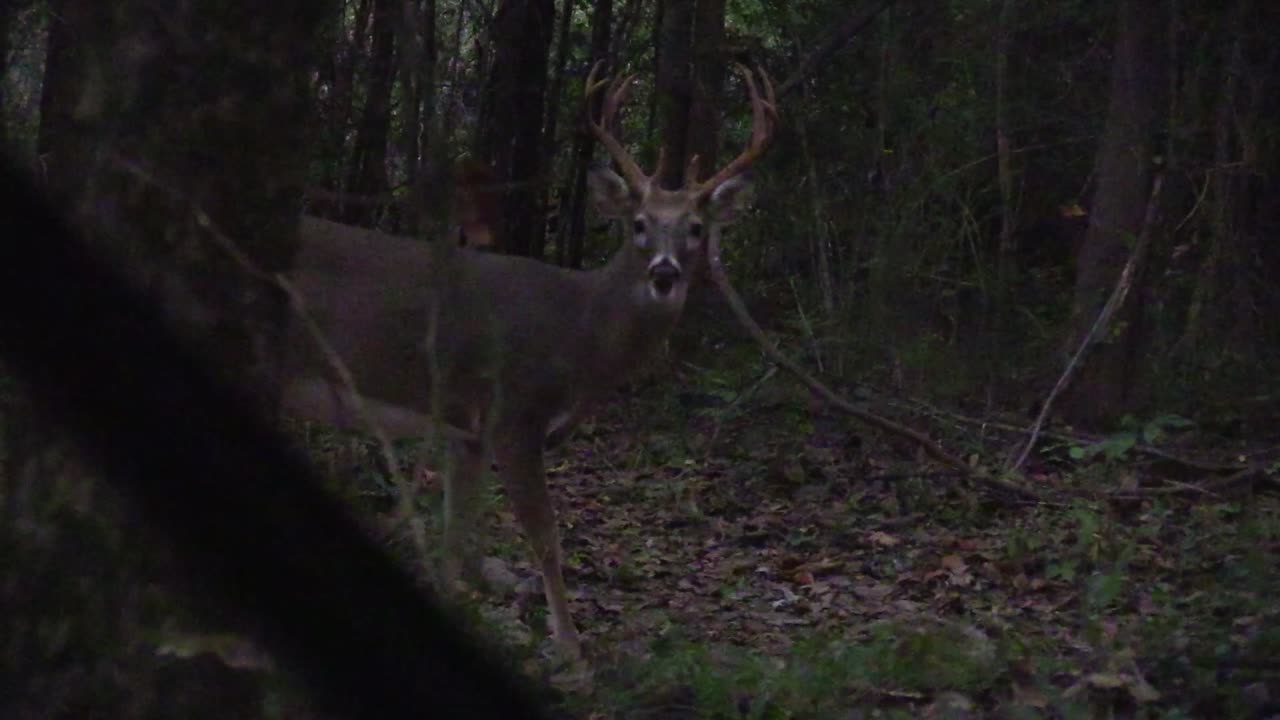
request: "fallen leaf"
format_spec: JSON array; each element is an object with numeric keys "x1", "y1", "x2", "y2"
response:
[{"x1": 869, "y1": 530, "x2": 901, "y2": 547}]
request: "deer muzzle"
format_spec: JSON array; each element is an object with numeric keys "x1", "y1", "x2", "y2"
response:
[{"x1": 648, "y1": 258, "x2": 681, "y2": 297}]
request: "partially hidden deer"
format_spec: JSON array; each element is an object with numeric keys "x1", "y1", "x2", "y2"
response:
[{"x1": 279, "y1": 63, "x2": 777, "y2": 658}]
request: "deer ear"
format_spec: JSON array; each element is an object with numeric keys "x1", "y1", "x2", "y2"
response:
[
  {"x1": 587, "y1": 167, "x2": 637, "y2": 218},
  {"x1": 704, "y1": 175, "x2": 754, "y2": 224}
]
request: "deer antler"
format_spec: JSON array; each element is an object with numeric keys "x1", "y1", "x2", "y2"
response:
[
  {"x1": 585, "y1": 61, "x2": 653, "y2": 191},
  {"x1": 691, "y1": 63, "x2": 778, "y2": 197}
]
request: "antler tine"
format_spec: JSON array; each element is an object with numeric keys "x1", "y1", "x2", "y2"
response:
[
  {"x1": 652, "y1": 147, "x2": 668, "y2": 184},
  {"x1": 692, "y1": 63, "x2": 778, "y2": 196},
  {"x1": 584, "y1": 61, "x2": 650, "y2": 190},
  {"x1": 755, "y1": 63, "x2": 780, "y2": 138},
  {"x1": 601, "y1": 73, "x2": 634, "y2": 125},
  {"x1": 683, "y1": 154, "x2": 701, "y2": 186},
  {"x1": 584, "y1": 60, "x2": 608, "y2": 96},
  {"x1": 757, "y1": 64, "x2": 778, "y2": 117}
]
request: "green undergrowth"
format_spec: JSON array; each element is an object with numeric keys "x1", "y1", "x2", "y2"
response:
[{"x1": 588, "y1": 621, "x2": 1006, "y2": 719}]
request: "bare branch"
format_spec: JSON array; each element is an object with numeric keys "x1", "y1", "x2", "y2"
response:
[
  {"x1": 1007, "y1": 173, "x2": 1166, "y2": 474},
  {"x1": 703, "y1": 230, "x2": 1043, "y2": 503},
  {"x1": 776, "y1": 0, "x2": 897, "y2": 100}
]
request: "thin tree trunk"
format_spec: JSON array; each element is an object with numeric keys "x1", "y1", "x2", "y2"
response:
[
  {"x1": 395, "y1": 0, "x2": 423, "y2": 232},
  {"x1": 995, "y1": 0, "x2": 1016, "y2": 284},
  {"x1": 648, "y1": 0, "x2": 663, "y2": 136},
  {"x1": 0, "y1": 0, "x2": 13, "y2": 149},
  {"x1": 396, "y1": 0, "x2": 438, "y2": 233},
  {"x1": 343, "y1": 0, "x2": 397, "y2": 226},
  {"x1": 610, "y1": 0, "x2": 644, "y2": 62},
  {"x1": 798, "y1": 114, "x2": 835, "y2": 315},
  {"x1": 542, "y1": 0, "x2": 575, "y2": 262},
  {"x1": 421, "y1": 0, "x2": 437, "y2": 153},
  {"x1": 313, "y1": 0, "x2": 360, "y2": 219},
  {"x1": 655, "y1": 0, "x2": 692, "y2": 189},
  {"x1": 439, "y1": 0, "x2": 467, "y2": 143},
  {"x1": 561, "y1": 0, "x2": 613, "y2": 269},
  {"x1": 685, "y1": 0, "x2": 726, "y2": 180},
  {"x1": 544, "y1": 0, "x2": 575, "y2": 162},
  {"x1": 477, "y1": 0, "x2": 555, "y2": 257}
]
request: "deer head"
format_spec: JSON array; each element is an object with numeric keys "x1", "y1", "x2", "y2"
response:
[{"x1": 583, "y1": 62, "x2": 778, "y2": 307}]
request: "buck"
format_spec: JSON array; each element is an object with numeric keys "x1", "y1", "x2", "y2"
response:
[{"x1": 279, "y1": 63, "x2": 776, "y2": 658}]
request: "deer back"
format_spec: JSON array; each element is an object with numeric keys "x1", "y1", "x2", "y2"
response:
[{"x1": 284, "y1": 216, "x2": 678, "y2": 442}]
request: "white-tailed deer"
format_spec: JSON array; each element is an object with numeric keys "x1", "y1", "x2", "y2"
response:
[{"x1": 279, "y1": 63, "x2": 776, "y2": 657}]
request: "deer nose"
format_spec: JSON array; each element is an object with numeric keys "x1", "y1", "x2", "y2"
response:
[{"x1": 649, "y1": 261, "x2": 681, "y2": 295}]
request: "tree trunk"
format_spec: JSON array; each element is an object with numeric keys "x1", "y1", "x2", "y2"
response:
[
  {"x1": 655, "y1": 0, "x2": 692, "y2": 189},
  {"x1": 396, "y1": 0, "x2": 438, "y2": 234},
  {"x1": 0, "y1": 0, "x2": 14, "y2": 149},
  {"x1": 1061, "y1": 0, "x2": 1165, "y2": 426},
  {"x1": 995, "y1": 0, "x2": 1016, "y2": 283},
  {"x1": 396, "y1": 0, "x2": 423, "y2": 230},
  {"x1": 543, "y1": 0, "x2": 575, "y2": 165},
  {"x1": 309, "y1": 0, "x2": 360, "y2": 220},
  {"x1": 343, "y1": 0, "x2": 397, "y2": 226},
  {"x1": 477, "y1": 0, "x2": 555, "y2": 257},
  {"x1": 543, "y1": 0, "x2": 575, "y2": 262},
  {"x1": 611, "y1": 0, "x2": 644, "y2": 61},
  {"x1": 798, "y1": 114, "x2": 836, "y2": 316},
  {"x1": 421, "y1": 0, "x2": 437, "y2": 157},
  {"x1": 648, "y1": 0, "x2": 663, "y2": 136},
  {"x1": 559, "y1": 0, "x2": 613, "y2": 269},
  {"x1": 11, "y1": 0, "x2": 320, "y2": 710},
  {"x1": 439, "y1": 0, "x2": 468, "y2": 144},
  {"x1": 685, "y1": 0, "x2": 726, "y2": 180}
]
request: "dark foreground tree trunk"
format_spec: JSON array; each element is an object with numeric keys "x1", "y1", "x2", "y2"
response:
[{"x1": 6, "y1": 0, "x2": 321, "y2": 714}]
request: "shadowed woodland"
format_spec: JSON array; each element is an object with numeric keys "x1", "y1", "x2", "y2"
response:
[{"x1": 2, "y1": 0, "x2": 1279, "y2": 717}]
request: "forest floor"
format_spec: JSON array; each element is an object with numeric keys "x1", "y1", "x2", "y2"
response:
[{"x1": 378, "y1": 366, "x2": 1280, "y2": 720}]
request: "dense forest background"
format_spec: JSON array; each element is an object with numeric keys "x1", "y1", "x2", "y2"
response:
[{"x1": 2, "y1": 0, "x2": 1279, "y2": 717}]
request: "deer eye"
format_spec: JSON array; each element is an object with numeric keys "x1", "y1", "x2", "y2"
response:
[
  {"x1": 633, "y1": 218, "x2": 646, "y2": 235},
  {"x1": 689, "y1": 221, "x2": 703, "y2": 238}
]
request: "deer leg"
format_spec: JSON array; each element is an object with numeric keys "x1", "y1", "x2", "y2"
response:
[
  {"x1": 440, "y1": 437, "x2": 486, "y2": 590},
  {"x1": 495, "y1": 438, "x2": 581, "y2": 658}
]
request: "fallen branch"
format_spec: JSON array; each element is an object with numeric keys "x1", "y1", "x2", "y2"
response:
[
  {"x1": 1203, "y1": 464, "x2": 1272, "y2": 494},
  {"x1": 704, "y1": 233, "x2": 1042, "y2": 502},
  {"x1": 900, "y1": 394, "x2": 1247, "y2": 475}
]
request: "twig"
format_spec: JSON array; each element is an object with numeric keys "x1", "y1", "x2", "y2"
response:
[
  {"x1": 776, "y1": 0, "x2": 896, "y2": 100},
  {"x1": 1203, "y1": 464, "x2": 1270, "y2": 494},
  {"x1": 1007, "y1": 172, "x2": 1165, "y2": 474},
  {"x1": 704, "y1": 364, "x2": 778, "y2": 452},
  {"x1": 704, "y1": 232, "x2": 1042, "y2": 502},
  {"x1": 788, "y1": 276, "x2": 824, "y2": 373}
]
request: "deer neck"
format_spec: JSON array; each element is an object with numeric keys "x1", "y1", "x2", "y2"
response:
[{"x1": 579, "y1": 251, "x2": 684, "y2": 379}]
